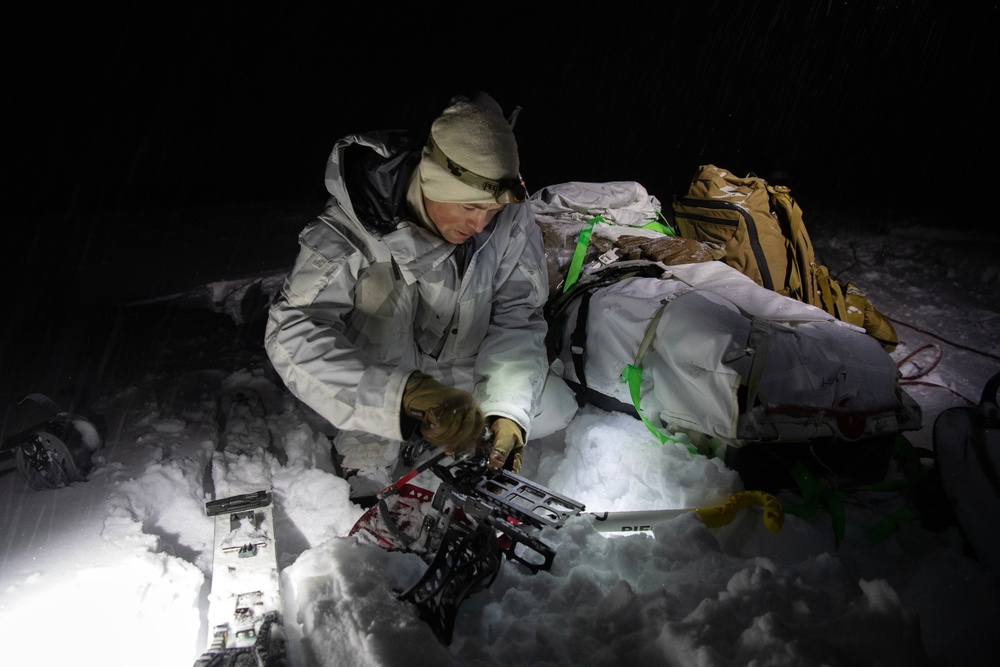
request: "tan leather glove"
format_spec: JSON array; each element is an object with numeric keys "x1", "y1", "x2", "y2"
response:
[
  {"x1": 401, "y1": 372, "x2": 485, "y2": 454},
  {"x1": 487, "y1": 417, "x2": 525, "y2": 474},
  {"x1": 616, "y1": 235, "x2": 723, "y2": 265}
]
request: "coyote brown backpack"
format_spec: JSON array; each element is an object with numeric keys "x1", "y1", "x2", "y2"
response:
[{"x1": 672, "y1": 165, "x2": 898, "y2": 351}]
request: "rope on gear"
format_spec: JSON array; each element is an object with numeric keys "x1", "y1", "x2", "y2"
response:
[
  {"x1": 897, "y1": 343, "x2": 942, "y2": 380},
  {"x1": 896, "y1": 343, "x2": 977, "y2": 405},
  {"x1": 890, "y1": 316, "x2": 1000, "y2": 363}
]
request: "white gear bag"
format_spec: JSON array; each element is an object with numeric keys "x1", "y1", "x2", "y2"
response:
[{"x1": 533, "y1": 182, "x2": 922, "y2": 453}]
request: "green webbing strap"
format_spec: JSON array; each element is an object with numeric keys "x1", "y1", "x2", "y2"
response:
[
  {"x1": 621, "y1": 300, "x2": 698, "y2": 454},
  {"x1": 786, "y1": 436, "x2": 927, "y2": 547},
  {"x1": 622, "y1": 364, "x2": 678, "y2": 447},
  {"x1": 563, "y1": 215, "x2": 604, "y2": 294},
  {"x1": 859, "y1": 436, "x2": 933, "y2": 543},
  {"x1": 640, "y1": 211, "x2": 677, "y2": 236},
  {"x1": 562, "y1": 213, "x2": 677, "y2": 294},
  {"x1": 786, "y1": 462, "x2": 848, "y2": 546},
  {"x1": 563, "y1": 210, "x2": 683, "y2": 449},
  {"x1": 863, "y1": 507, "x2": 921, "y2": 544}
]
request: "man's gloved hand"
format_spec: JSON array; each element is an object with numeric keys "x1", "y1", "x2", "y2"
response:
[
  {"x1": 487, "y1": 417, "x2": 525, "y2": 474},
  {"x1": 401, "y1": 372, "x2": 485, "y2": 454}
]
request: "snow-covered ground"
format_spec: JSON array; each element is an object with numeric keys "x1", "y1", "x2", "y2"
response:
[{"x1": 1, "y1": 198, "x2": 998, "y2": 666}]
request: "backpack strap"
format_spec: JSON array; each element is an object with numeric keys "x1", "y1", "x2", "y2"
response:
[
  {"x1": 621, "y1": 299, "x2": 697, "y2": 453},
  {"x1": 544, "y1": 262, "x2": 665, "y2": 363},
  {"x1": 545, "y1": 261, "x2": 678, "y2": 435},
  {"x1": 745, "y1": 318, "x2": 773, "y2": 411},
  {"x1": 569, "y1": 288, "x2": 594, "y2": 391}
]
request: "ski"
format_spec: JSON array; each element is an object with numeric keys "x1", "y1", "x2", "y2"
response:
[
  {"x1": 588, "y1": 489, "x2": 784, "y2": 536},
  {"x1": 194, "y1": 386, "x2": 287, "y2": 667}
]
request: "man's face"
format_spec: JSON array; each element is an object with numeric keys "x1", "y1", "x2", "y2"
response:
[{"x1": 424, "y1": 199, "x2": 505, "y2": 244}]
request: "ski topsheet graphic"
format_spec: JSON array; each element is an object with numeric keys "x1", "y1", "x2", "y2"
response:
[{"x1": 194, "y1": 385, "x2": 287, "y2": 667}]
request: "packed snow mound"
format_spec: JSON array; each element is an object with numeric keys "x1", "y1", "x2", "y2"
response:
[{"x1": 2, "y1": 208, "x2": 999, "y2": 666}]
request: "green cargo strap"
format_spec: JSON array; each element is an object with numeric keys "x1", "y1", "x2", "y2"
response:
[
  {"x1": 786, "y1": 462, "x2": 848, "y2": 546},
  {"x1": 786, "y1": 438, "x2": 927, "y2": 547},
  {"x1": 640, "y1": 211, "x2": 677, "y2": 236},
  {"x1": 563, "y1": 213, "x2": 676, "y2": 294},
  {"x1": 864, "y1": 506, "x2": 921, "y2": 544},
  {"x1": 623, "y1": 364, "x2": 692, "y2": 450},
  {"x1": 563, "y1": 215, "x2": 604, "y2": 294},
  {"x1": 621, "y1": 300, "x2": 697, "y2": 454},
  {"x1": 890, "y1": 435, "x2": 931, "y2": 485}
]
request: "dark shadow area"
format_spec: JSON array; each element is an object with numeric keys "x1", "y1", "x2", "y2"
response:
[{"x1": 0, "y1": 292, "x2": 274, "y2": 446}]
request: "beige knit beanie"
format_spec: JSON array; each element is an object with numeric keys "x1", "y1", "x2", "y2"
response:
[{"x1": 418, "y1": 93, "x2": 520, "y2": 203}]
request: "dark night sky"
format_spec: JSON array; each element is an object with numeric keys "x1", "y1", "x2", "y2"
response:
[
  {"x1": 4, "y1": 1, "x2": 997, "y2": 310},
  {"x1": 9, "y1": 3, "x2": 995, "y2": 217},
  {"x1": 1, "y1": 2, "x2": 996, "y2": 418}
]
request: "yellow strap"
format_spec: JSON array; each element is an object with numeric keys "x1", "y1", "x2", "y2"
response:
[{"x1": 695, "y1": 490, "x2": 785, "y2": 534}]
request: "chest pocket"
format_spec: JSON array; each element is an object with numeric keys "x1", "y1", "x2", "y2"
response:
[
  {"x1": 347, "y1": 262, "x2": 415, "y2": 362},
  {"x1": 451, "y1": 280, "x2": 493, "y2": 358}
]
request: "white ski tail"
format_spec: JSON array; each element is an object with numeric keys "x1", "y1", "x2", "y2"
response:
[{"x1": 195, "y1": 386, "x2": 287, "y2": 666}]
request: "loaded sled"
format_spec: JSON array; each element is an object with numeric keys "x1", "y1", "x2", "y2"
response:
[{"x1": 530, "y1": 179, "x2": 922, "y2": 492}]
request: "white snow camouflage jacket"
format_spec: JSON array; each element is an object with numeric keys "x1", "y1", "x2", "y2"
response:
[{"x1": 265, "y1": 130, "x2": 550, "y2": 442}]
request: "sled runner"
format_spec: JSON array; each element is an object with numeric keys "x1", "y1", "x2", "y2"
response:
[{"x1": 933, "y1": 370, "x2": 1000, "y2": 584}]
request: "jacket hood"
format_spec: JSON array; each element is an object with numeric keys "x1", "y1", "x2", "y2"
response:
[{"x1": 325, "y1": 130, "x2": 423, "y2": 237}]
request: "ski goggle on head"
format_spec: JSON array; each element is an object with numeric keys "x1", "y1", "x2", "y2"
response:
[{"x1": 425, "y1": 136, "x2": 528, "y2": 204}]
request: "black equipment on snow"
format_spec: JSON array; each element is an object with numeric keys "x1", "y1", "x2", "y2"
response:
[
  {"x1": 1, "y1": 393, "x2": 103, "y2": 490},
  {"x1": 351, "y1": 444, "x2": 783, "y2": 644},
  {"x1": 350, "y1": 449, "x2": 586, "y2": 643},
  {"x1": 933, "y1": 370, "x2": 1000, "y2": 585}
]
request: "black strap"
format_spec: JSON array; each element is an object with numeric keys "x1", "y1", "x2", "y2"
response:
[
  {"x1": 569, "y1": 289, "x2": 593, "y2": 393},
  {"x1": 544, "y1": 261, "x2": 665, "y2": 364}
]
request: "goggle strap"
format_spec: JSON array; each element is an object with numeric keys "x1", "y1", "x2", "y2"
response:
[{"x1": 426, "y1": 136, "x2": 526, "y2": 203}]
